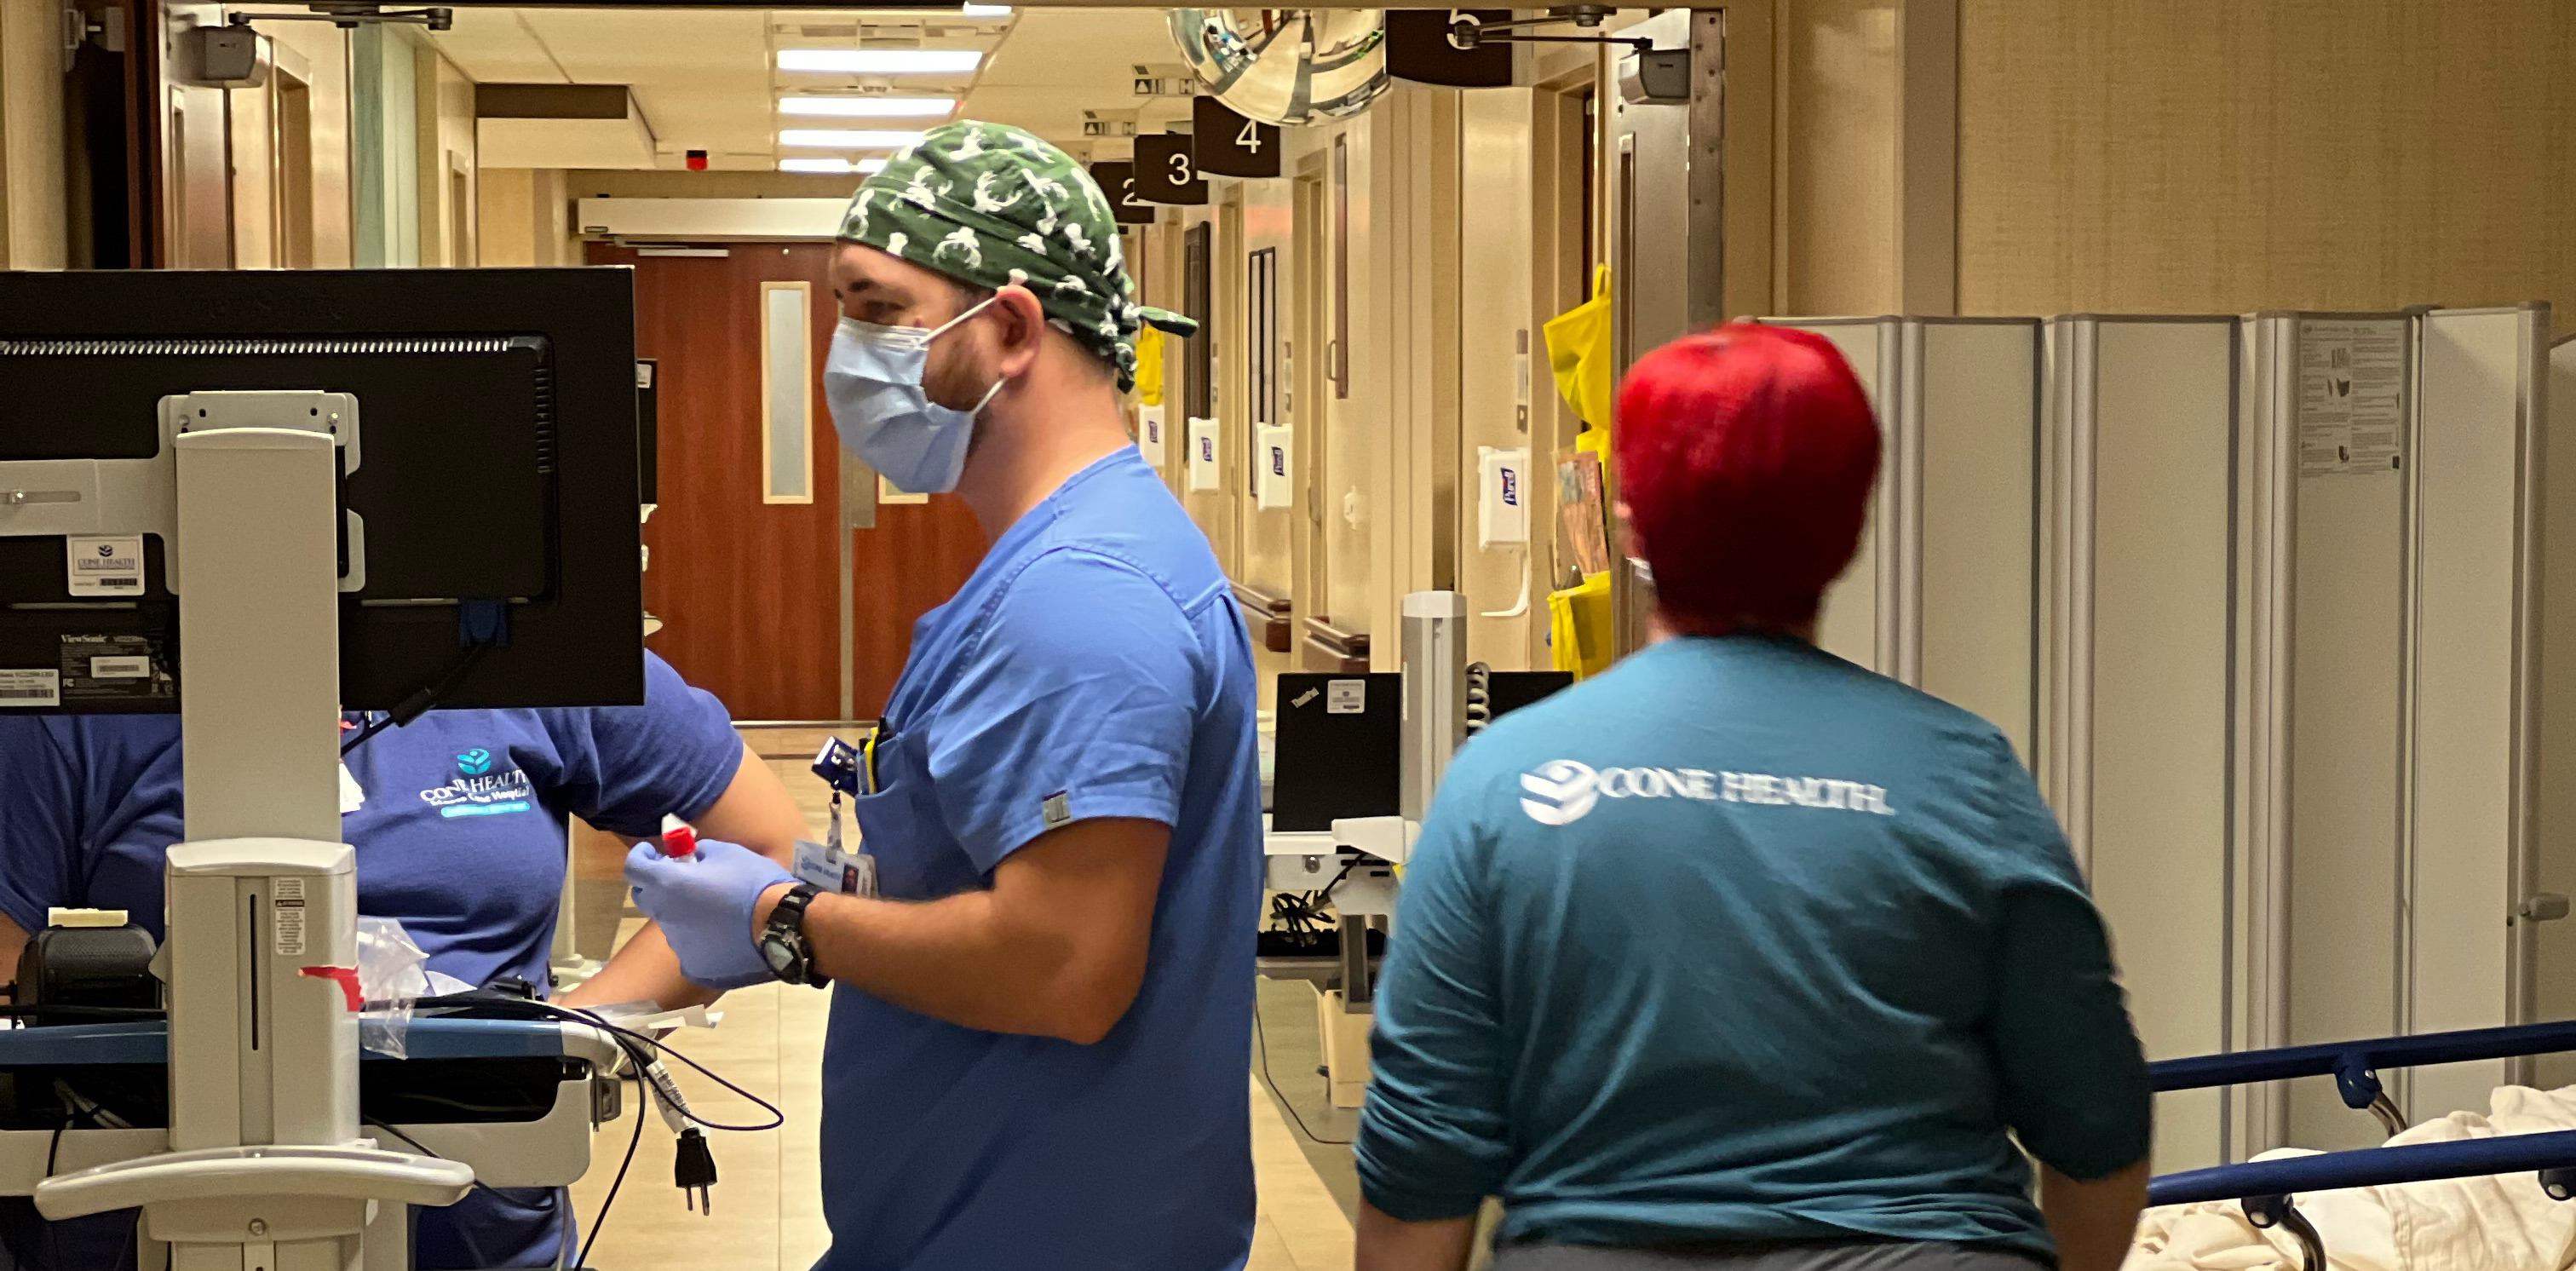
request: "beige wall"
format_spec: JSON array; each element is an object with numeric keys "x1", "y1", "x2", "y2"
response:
[
  {"x1": 479, "y1": 168, "x2": 576, "y2": 267},
  {"x1": 0, "y1": 0, "x2": 69, "y2": 268},
  {"x1": 1775, "y1": 0, "x2": 1900, "y2": 316},
  {"x1": 1458, "y1": 88, "x2": 1544, "y2": 668},
  {"x1": 280, "y1": 20, "x2": 354, "y2": 267},
  {"x1": 415, "y1": 43, "x2": 474, "y2": 265},
  {"x1": 222, "y1": 11, "x2": 353, "y2": 269},
  {"x1": 1956, "y1": 0, "x2": 2576, "y2": 332}
]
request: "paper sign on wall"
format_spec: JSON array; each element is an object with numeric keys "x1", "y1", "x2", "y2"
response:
[
  {"x1": 1187, "y1": 417, "x2": 1222, "y2": 493},
  {"x1": 2297, "y1": 318, "x2": 2407, "y2": 477},
  {"x1": 1255, "y1": 425, "x2": 1293, "y2": 510},
  {"x1": 1137, "y1": 404, "x2": 1168, "y2": 469}
]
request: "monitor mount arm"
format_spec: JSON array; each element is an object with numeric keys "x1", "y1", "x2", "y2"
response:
[
  {"x1": 26, "y1": 394, "x2": 462, "y2": 1271},
  {"x1": 228, "y1": 5, "x2": 454, "y2": 32}
]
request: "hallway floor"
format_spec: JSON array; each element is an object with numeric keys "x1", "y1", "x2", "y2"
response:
[{"x1": 564, "y1": 727, "x2": 1364, "y2": 1270}]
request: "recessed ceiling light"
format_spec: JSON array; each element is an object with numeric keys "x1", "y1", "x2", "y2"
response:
[
  {"x1": 779, "y1": 157, "x2": 890, "y2": 175},
  {"x1": 777, "y1": 49, "x2": 983, "y2": 75},
  {"x1": 779, "y1": 129, "x2": 927, "y2": 150},
  {"x1": 779, "y1": 95, "x2": 957, "y2": 119}
]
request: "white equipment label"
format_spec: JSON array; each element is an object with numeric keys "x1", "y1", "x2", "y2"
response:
[
  {"x1": 2298, "y1": 319, "x2": 2406, "y2": 477},
  {"x1": 273, "y1": 877, "x2": 308, "y2": 957},
  {"x1": 0, "y1": 670, "x2": 60, "y2": 708},
  {"x1": 1327, "y1": 679, "x2": 1366, "y2": 715},
  {"x1": 65, "y1": 536, "x2": 146, "y2": 596},
  {"x1": 90, "y1": 656, "x2": 150, "y2": 679}
]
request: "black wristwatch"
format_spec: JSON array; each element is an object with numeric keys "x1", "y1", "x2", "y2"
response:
[{"x1": 757, "y1": 883, "x2": 829, "y2": 988}]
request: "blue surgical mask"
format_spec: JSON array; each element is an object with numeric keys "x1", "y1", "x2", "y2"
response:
[{"x1": 823, "y1": 296, "x2": 1006, "y2": 496}]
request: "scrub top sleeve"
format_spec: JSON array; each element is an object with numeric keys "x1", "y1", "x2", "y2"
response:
[
  {"x1": 1981, "y1": 739, "x2": 2154, "y2": 1182},
  {"x1": 0, "y1": 719, "x2": 83, "y2": 936},
  {"x1": 925, "y1": 549, "x2": 1199, "y2": 875},
  {"x1": 542, "y1": 653, "x2": 745, "y2": 839},
  {"x1": 1354, "y1": 766, "x2": 1514, "y2": 1222}
]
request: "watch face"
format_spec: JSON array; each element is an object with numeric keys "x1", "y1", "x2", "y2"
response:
[{"x1": 762, "y1": 940, "x2": 796, "y2": 976}]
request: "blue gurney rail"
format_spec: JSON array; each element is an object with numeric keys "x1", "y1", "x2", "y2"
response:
[{"x1": 2143, "y1": 1021, "x2": 2576, "y2": 1269}]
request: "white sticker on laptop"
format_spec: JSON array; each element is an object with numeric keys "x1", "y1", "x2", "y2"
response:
[
  {"x1": 66, "y1": 536, "x2": 146, "y2": 597},
  {"x1": 0, "y1": 670, "x2": 60, "y2": 708},
  {"x1": 1326, "y1": 679, "x2": 1366, "y2": 715}
]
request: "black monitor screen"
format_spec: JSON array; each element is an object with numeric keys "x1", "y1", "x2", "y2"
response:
[{"x1": 0, "y1": 268, "x2": 643, "y2": 713}]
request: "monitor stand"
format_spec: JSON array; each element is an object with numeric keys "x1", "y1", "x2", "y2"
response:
[{"x1": 26, "y1": 395, "x2": 469, "y2": 1271}]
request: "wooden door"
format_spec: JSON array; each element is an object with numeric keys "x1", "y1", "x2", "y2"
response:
[
  {"x1": 850, "y1": 495, "x2": 984, "y2": 722},
  {"x1": 594, "y1": 242, "x2": 844, "y2": 722}
]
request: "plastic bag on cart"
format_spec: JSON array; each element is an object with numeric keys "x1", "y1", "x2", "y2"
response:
[
  {"x1": 2126, "y1": 1084, "x2": 2576, "y2": 1271},
  {"x1": 355, "y1": 916, "x2": 469, "y2": 1060}
]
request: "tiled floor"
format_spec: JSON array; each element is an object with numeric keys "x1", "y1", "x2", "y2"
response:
[{"x1": 566, "y1": 728, "x2": 1361, "y2": 1271}]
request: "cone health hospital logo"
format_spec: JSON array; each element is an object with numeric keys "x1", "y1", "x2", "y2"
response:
[
  {"x1": 1519, "y1": 761, "x2": 1601, "y2": 825},
  {"x1": 1519, "y1": 760, "x2": 1900, "y2": 825},
  {"x1": 419, "y1": 747, "x2": 536, "y2": 819}
]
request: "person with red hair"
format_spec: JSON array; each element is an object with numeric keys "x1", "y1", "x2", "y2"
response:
[{"x1": 1352, "y1": 325, "x2": 2152, "y2": 1271}]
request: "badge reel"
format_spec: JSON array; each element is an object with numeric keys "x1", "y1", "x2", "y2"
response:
[{"x1": 799, "y1": 737, "x2": 878, "y2": 897}]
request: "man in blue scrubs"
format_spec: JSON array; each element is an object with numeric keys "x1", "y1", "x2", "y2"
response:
[
  {"x1": 0, "y1": 653, "x2": 808, "y2": 1268},
  {"x1": 625, "y1": 122, "x2": 1264, "y2": 1271}
]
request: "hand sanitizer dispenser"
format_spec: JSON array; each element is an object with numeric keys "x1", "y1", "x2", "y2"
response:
[
  {"x1": 1478, "y1": 446, "x2": 1531, "y2": 549},
  {"x1": 1256, "y1": 425, "x2": 1294, "y2": 510}
]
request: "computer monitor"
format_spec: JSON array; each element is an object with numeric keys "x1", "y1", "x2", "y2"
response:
[
  {"x1": 1486, "y1": 670, "x2": 1574, "y2": 718},
  {"x1": 0, "y1": 267, "x2": 645, "y2": 712},
  {"x1": 1270, "y1": 672, "x2": 1402, "y2": 832}
]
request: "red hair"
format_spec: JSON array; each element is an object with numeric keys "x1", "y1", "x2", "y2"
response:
[{"x1": 1613, "y1": 323, "x2": 1880, "y2": 637}]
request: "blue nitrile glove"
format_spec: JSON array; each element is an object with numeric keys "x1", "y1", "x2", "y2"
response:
[{"x1": 624, "y1": 837, "x2": 799, "y2": 991}]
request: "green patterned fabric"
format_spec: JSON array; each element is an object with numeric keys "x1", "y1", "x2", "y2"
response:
[{"x1": 837, "y1": 119, "x2": 1195, "y2": 391}]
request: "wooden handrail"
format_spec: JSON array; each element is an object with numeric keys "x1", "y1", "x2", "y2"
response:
[
  {"x1": 1302, "y1": 615, "x2": 1369, "y2": 672},
  {"x1": 1231, "y1": 579, "x2": 1294, "y2": 653}
]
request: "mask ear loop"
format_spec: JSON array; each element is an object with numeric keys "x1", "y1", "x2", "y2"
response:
[
  {"x1": 929, "y1": 291, "x2": 1013, "y2": 417},
  {"x1": 925, "y1": 292, "x2": 1002, "y2": 341}
]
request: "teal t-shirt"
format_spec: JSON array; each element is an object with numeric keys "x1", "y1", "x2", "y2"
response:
[{"x1": 1356, "y1": 636, "x2": 2151, "y2": 1257}]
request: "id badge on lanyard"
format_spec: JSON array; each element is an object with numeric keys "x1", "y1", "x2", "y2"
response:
[{"x1": 798, "y1": 739, "x2": 879, "y2": 897}]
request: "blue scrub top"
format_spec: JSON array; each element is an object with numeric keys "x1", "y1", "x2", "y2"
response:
[
  {"x1": 819, "y1": 446, "x2": 1263, "y2": 1271},
  {"x1": 1356, "y1": 636, "x2": 2152, "y2": 1258},
  {"x1": 0, "y1": 651, "x2": 746, "y2": 1271}
]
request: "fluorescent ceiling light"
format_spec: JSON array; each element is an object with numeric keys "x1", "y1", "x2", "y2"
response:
[
  {"x1": 777, "y1": 49, "x2": 983, "y2": 75},
  {"x1": 780, "y1": 129, "x2": 927, "y2": 150},
  {"x1": 963, "y1": 3, "x2": 1012, "y2": 15},
  {"x1": 779, "y1": 157, "x2": 890, "y2": 175},
  {"x1": 779, "y1": 95, "x2": 957, "y2": 118}
]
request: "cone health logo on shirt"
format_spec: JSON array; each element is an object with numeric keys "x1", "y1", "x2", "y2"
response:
[
  {"x1": 1519, "y1": 760, "x2": 1600, "y2": 825},
  {"x1": 421, "y1": 746, "x2": 534, "y2": 818}
]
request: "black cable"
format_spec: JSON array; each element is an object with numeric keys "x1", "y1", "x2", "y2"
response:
[
  {"x1": 0, "y1": 1004, "x2": 164, "y2": 1021},
  {"x1": 1251, "y1": 999, "x2": 1353, "y2": 1147},
  {"x1": 401, "y1": 996, "x2": 786, "y2": 1134},
  {"x1": 342, "y1": 640, "x2": 496, "y2": 759},
  {"x1": 339, "y1": 713, "x2": 394, "y2": 758},
  {"x1": 574, "y1": 1083, "x2": 647, "y2": 1271}
]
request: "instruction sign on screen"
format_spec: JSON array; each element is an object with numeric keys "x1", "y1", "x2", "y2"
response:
[
  {"x1": 1191, "y1": 96, "x2": 1279, "y2": 179},
  {"x1": 2297, "y1": 318, "x2": 2406, "y2": 477},
  {"x1": 1089, "y1": 162, "x2": 1157, "y2": 225}
]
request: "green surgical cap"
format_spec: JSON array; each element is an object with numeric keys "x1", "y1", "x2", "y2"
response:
[{"x1": 836, "y1": 120, "x2": 1197, "y2": 392}]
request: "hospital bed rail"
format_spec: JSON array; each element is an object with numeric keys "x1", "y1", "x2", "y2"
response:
[{"x1": 2142, "y1": 1020, "x2": 2576, "y2": 1270}]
